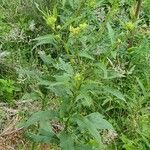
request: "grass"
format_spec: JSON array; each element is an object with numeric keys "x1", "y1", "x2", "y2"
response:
[{"x1": 0, "y1": 0, "x2": 150, "y2": 149}]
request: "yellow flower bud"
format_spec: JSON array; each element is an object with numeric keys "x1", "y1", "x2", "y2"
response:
[
  {"x1": 45, "y1": 15, "x2": 57, "y2": 29},
  {"x1": 69, "y1": 26, "x2": 80, "y2": 36},
  {"x1": 56, "y1": 25, "x2": 61, "y2": 30},
  {"x1": 74, "y1": 73, "x2": 82, "y2": 81},
  {"x1": 117, "y1": 38, "x2": 122, "y2": 44},
  {"x1": 124, "y1": 22, "x2": 135, "y2": 31},
  {"x1": 70, "y1": 58, "x2": 75, "y2": 64},
  {"x1": 55, "y1": 34, "x2": 61, "y2": 40},
  {"x1": 79, "y1": 23, "x2": 88, "y2": 30},
  {"x1": 88, "y1": 0, "x2": 96, "y2": 8}
]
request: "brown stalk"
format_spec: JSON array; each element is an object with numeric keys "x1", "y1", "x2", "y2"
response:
[{"x1": 135, "y1": 0, "x2": 142, "y2": 19}]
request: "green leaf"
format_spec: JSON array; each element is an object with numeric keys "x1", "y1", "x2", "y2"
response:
[
  {"x1": 62, "y1": 0, "x2": 67, "y2": 7},
  {"x1": 38, "y1": 51, "x2": 54, "y2": 65},
  {"x1": 26, "y1": 132, "x2": 52, "y2": 143},
  {"x1": 78, "y1": 51, "x2": 95, "y2": 60},
  {"x1": 59, "y1": 131, "x2": 75, "y2": 150},
  {"x1": 86, "y1": 112, "x2": 114, "y2": 130},
  {"x1": 107, "y1": 22, "x2": 115, "y2": 45},
  {"x1": 75, "y1": 113, "x2": 114, "y2": 148},
  {"x1": 75, "y1": 115, "x2": 103, "y2": 148},
  {"x1": 104, "y1": 87, "x2": 126, "y2": 102},
  {"x1": 136, "y1": 78, "x2": 146, "y2": 96},
  {"x1": 39, "y1": 121, "x2": 54, "y2": 137},
  {"x1": 53, "y1": 5, "x2": 58, "y2": 18},
  {"x1": 68, "y1": 0, "x2": 74, "y2": 9},
  {"x1": 75, "y1": 144, "x2": 94, "y2": 150},
  {"x1": 23, "y1": 110, "x2": 57, "y2": 128},
  {"x1": 25, "y1": 121, "x2": 55, "y2": 143},
  {"x1": 76, "y1": 93, "x2": 93, "y2": 107},
  {"x1": 32, "y1": 34, "x2": 58, "y2": 49},
  {"x1": 57, "y1": 58, "x2": 74, "y2": 75},
  {"x1": 21, "y1": 92, "x2": 41, "y2": 101}
]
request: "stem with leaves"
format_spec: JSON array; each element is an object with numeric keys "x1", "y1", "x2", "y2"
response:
[{"x1": 64, "y1": 80, "x2": 82, "y2": 131}]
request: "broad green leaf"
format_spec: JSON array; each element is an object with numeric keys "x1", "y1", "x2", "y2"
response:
[
  {"x1": 38, "y1": 51, "x2": 54, "y2": 65},
  {"x1": 104, "y1": 87, "x2": 126, "y2": 102},
  {"x1": 26, "y1": 121, "x2": 55, "y2": 144},
  {"x1": 59, "y1": 131, "x2": 75, "y2": 150},
  {"x1": 24, "y1": 110, "x2": 57, "y2": 128},
  {"x1": 32, "y1": 34, "x2": 58, "y2": 49},
  {"x1": 107, "y1": 22, "x2": 115, "y2": 44},
  {"x1": 21, "y1": 92, "x2": 41, "y2": 101},
  {"x1": 78, "y1": 51, "x2": 95, "y2": 60},
  {"x1": 76, "y1": 93, "x2": 93, "y2": 107},
  {"x1": 54, "y1": 73, "x2": 71, "y2": 83},
  {"x1": 86, "y1": 112, "x2": 114, "y2": 130},
  {"x1": 39, "y1": 121, "x2": 54, "y2": 136},
  {"x1": 38, "y1": 79, "x2": 64, "y2": 87},
  {"x1": 57, "y1": 58, "x2": 74, "y2": 75},
  {"x1": 75, "y1": 144, "x2": 95, "y2": 150},
  {"x1": 75, "y1": 115, "x2": 103, "y2": 148},
  {"x1": 26, "y1": 132, "x2": 53, "y2": 143}
]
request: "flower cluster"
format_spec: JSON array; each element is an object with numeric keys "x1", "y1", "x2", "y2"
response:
[
  {"x1": 69, "y1": 23, "x2": 88, "y2": 36},
  {"x1": 124, "y1": 22, "x2": 135, "y2": 31},
  {"x1": 45, "y1": 15, "x2": 57, "y2": 30}
]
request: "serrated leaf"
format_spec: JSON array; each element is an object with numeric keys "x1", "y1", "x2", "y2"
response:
[
  {"x1": 76, "y1": 93, "x2": 93, "y2": 107},
  {"x1": 53, "y1": 5, "x2": 57, "y2": 18},
  {"x1": 39, "y1": 121, "x2": 54, "y2": 136},
  {"x1": 86, "y1": 112, "x2": 114, "y2": 130},
  {"x1": 32, "y1": 34, "x2": 58, "y2": 49},
  {"x1": 104, "y1": 87, "x2": 126, "y2": 102},
  {"x1": 58, "y1": 58, "x2": 74, "y2": 75},
  {"x1": 38, "y1": 51, "x2": 54, "y2": 65},
  {"x1": 59, "y1": 131, "x2": 75, "y2": 150},
  {"x1": 38, "y1": 79, "x2": 63, "y2": 87},
  {"x1": 26, "y1": 132, "x2": 52, "y2": 143},
  {"x1": 23, "y1": 110, "x2": 57, "y2": 128},
  {"x1": 75, "y1": 115, "x2": 103, "y2": 148},
  {"x1": 107, "y1": 22, "x2": 115, "y2": 44},
  {"x1": 136, "y1": 77, "x2": 146, "y2": 96},
  {"x1": 21, "y1": 92, "x2": 41, "y2": 101},
  {"x1": 78, "y1": 51, "x2": 95, "y2": 60},
  {"x1": 75, "y1": 144, "x2": 94, "y2": 150}
]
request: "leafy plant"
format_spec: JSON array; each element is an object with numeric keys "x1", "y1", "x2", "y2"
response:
[
  {"x1": 0, "y1": 79, "x2": 15, "y2": 102},
  {"x1": 22, "y1": 55, "x2": 117, "y2": 149}
]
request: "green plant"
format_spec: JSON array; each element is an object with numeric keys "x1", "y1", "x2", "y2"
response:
[
  {"x1": 0, "y1": 79, "x2": 15, "y2": 102},
  {"x1": 22, "y1": 55, "x2": 119, "y2": 149},
  {"x1": 19, "y1": 0, "x2": 150, "y2": 149}
]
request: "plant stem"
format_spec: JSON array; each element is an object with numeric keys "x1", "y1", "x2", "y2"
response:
[
  {"x1": 135, "y1": 0, "x2": 142, "y2": 19},
  {"x1": 64, "y1": 82, "x2": 82, "y2": 130},
  {"x1": 31, "y1": 142, "x2": 36, "y2": 150}
]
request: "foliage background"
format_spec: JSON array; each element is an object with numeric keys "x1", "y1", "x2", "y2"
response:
[{"x1": 0, "y1": 0, "x2": 150, "y2": 149}]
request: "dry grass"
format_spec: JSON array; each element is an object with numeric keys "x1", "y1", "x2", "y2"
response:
[
  {"x1": 0, "y1": 115, "x2": 25, "y2": 150},
  {"x1": 0, "y1": 101, "x2": 59, "y2": 150}
]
